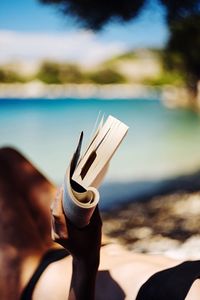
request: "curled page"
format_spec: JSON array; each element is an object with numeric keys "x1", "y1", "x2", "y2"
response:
[{"x1": 63, "y1": 164, "x2": 100, "y2": 228}]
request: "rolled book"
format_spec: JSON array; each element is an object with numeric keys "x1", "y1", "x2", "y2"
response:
[
  {"x1": 63, "y1": 163, "x2": 99, "y2": 228},
  {"x1": 62, "y1": 115, "x2": 128, "y2": 228}
]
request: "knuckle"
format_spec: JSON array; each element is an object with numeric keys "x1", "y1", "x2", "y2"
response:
[{"x1": 51, "y1": 231, "x2": 60, "y2": 242}]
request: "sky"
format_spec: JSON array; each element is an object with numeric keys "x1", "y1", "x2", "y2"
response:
[{"x1": 0, "y1": 0, "x2": 169, "y2": 66}]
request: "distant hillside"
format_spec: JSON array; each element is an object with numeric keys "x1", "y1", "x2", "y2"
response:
[{"x1": 0, "y1": 49, "x2": 185, "y2": 86}]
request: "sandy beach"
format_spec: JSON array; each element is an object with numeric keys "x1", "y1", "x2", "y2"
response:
[
  {"x1": 102, "y1": 171, "x2": 200, "y2": 260},
  {"x1": 0, "y1": 82, "x2": 159, "y2": 99},
  {"x1": 0, "y1": 82, "x2": 197, "y2": 110}
]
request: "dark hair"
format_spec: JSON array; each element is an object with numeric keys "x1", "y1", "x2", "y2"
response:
[{"x1": 0, "y1": 147, "x2": 54, "y2": 299}]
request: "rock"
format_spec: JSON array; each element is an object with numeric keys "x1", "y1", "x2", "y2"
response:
[{"x1": 102, "y1": 192, "x2": 200, "y2": 257}]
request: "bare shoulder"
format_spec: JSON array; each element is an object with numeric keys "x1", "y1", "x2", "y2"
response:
[
  {"x1": 32, "y1": 256, "x2": 72, "y2": 300},
  {"x1": 185, "y1": 279, "x2": 200, "y2": 300}
]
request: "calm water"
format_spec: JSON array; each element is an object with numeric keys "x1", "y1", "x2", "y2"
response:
[{"x1": 1, "y1": 98, "x2": 200, "y2": 191}]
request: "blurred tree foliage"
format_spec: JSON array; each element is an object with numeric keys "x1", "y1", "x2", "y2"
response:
[
  {"x1": 0, "y1": 69, "x2": 26, "y2": 83},
  {"x1": 39, "y1": 0, "x2": 200, "y2": 30},
  {"x1": 37, "y1": 61, "x2": 84, "y2": 83},
  {"x1": 164, "y1": 15, "x2": 200, "y2": 92},
  {"x1": 40, "y1": 0, "x2": 145, "y2": 30},
  {"x1": 37, "y1": 61, "x2": 60, "y2": 83},
  {"x1": 37, "y1": 61, "x2": 126, "y2": 84},
  {"x1": 87, "y1": 68, "x2": 126, "y2": 84},
  {"x1": 144, "y1": 71, "x2": 185, "y2": 86}
]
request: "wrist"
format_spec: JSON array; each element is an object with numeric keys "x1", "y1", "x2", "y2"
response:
[
  {"x1": 69, "y1": 256, "x2": 99, "y2": 300},
  {"x1": 73, "y1": 254, "x2": 100, "y2": 271}
]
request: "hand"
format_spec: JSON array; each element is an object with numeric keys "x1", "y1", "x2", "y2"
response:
[{"x1": 51, "y1": 186, "x2": 102, "y2": 264}]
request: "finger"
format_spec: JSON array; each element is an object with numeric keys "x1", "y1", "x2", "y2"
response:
[
  {"x1": 51, "y1": 213, "x2": 68, "y2": 239},
  {"x1": 51, "y1": 186, "x2": 64, "y2": 217},
  {"x1": 51, "y1": 227, "x2": 60, "y2": 242},
  {"x1": 51, "y1": 186, "x2": 68, "y2": 239}
]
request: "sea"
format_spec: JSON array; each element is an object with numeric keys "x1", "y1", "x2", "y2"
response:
[{"x1": 1, "y1": 97, "x2": 200, "y2": 209}]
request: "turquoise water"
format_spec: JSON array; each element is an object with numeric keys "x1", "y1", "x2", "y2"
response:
[{"x1": 1, "y1": 98, "x2": 200, "y2": 188}]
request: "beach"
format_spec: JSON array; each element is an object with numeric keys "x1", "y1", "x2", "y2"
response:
[
  {"x1": 0, "y1": 82, "x2": 159, "y2": 99},
  {"x1": 103, "y1": 189, "x2": 200, "y2": 259},
  {"x1": 0, "y1": 82, "x2": 197, "y2": 109},
  {"x1": 102, "y1": 167, "x2": 200, "y2": 258}
]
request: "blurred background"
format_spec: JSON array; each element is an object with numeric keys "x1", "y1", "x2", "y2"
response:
[{"x1": 1, "y1": 0, "x2": 200, "y2": 254}]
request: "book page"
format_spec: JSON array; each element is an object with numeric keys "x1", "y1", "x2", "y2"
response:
[
  {"x1": 80, "y1": 120, "x2": 128, "y2": 188},
  {"x1": 73, "y1": 116, "x2": 128, "y2": 188},
  {"x1": 73, "y1": 115, "x2": 115, "y2": 180}
]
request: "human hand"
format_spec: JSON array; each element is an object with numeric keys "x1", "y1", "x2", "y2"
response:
[{"x1": 51, "y1": 186, "x2": 102, "y2": 264}]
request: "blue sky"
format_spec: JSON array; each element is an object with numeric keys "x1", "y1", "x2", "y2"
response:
[{"x1": 0, "y1": 0, "x2": 169, "y2": 65}]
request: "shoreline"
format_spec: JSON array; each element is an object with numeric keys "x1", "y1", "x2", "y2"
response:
[
  {"x1": 0, "y1": 81, "x2": 196, "y2": 109},
  {"x1": 0, "y1": 82, "x2": 160, "y2": 100}
]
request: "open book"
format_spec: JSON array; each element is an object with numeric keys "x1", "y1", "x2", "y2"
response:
[{"x1": 63, "y1": 115, "x2": 128, "y2": 227}]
